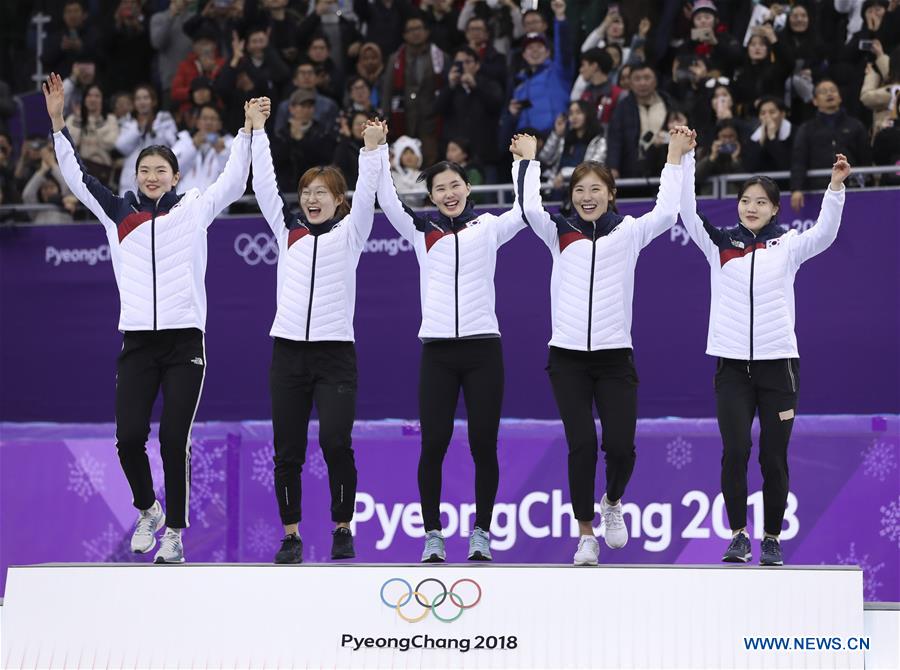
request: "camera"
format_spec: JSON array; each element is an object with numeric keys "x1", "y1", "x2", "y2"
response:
[{"x1": 719, "y1": 142, "x2": 737, "y2": 155}]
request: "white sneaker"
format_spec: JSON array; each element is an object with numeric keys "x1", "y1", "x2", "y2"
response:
[
  {"x1": 130, "y1": 500, "x2": 165, "y2": 554},
  {"x1": 153, "y1": 528, "x2": 185, "y2": 564},
  {"x1": 573, "y1": 535, "x2": 600, "y2": 566},
  {"x1": 600, "y1": 494, "x2": 628, "y2": 549}
]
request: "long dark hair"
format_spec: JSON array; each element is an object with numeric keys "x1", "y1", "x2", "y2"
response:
[
  {"x1": 79, "y1": 84, "x2": 106, "y2": 127},
  {"x1": 565, "y1": 100, "x2": 600, "y2": 146}
]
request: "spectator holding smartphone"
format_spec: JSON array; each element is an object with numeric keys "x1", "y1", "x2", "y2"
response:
[
  {"x1": 861, "y1": 45, "x2": 900, "y2": 138},
  {"x1": 696, "y1": 119, "x2": 749, "y2": 192},
  {"x1": 677, "y1": 0, "x2": 742, "y2": 78},
  {"x1": 744, "y1": 96, "x2": 794, "y2": 172}
]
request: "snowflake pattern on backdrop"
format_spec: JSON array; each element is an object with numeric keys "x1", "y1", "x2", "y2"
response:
[
  {"x1": 189, "y1": 440, "x2": 227, "y2": 528},
  {"x1": 246, "y1": 518, "x2": 278, "y2": 558},
  {"x1": 834, "y1": 542, "x2": 885, "y2": 601},
  {"x1": 82, "y1": 523, "x2": 137, "y2": 563},
  {"x1": 880, "y1": 497, "x2": 900, "y2": 548},
  {"x1": 862, "y1": 439, "x2": 898, "y2": 482},
  {"x1": 251, "y1": 442, "x2": 275, "y2": 491},
  {"x1": 665, "y1": 437, "x2": 693, "y2": 470},
  {"x1": 308, "y1": 448, "x2": 328, "y2": 480},
  {"x1": 67, "y1": 453, "x2": 106, "y2": 501},
  {"x1": 211, "y1": 548, "x2": 226, "y2": 563}
]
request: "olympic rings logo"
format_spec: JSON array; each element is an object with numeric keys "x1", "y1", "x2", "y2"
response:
[
  {"x1": 234, "y1": 233, "x2": 279, "y2": 266},
  {"x1": 380, "y1": 578, "x2": 482, "y2": 623}
]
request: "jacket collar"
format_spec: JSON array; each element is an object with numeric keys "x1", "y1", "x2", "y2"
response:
[
  {"x1": 736, "y1": 217, "x2": 782, "y2": 241},
  {"x1": 129, "y1": 189, "x2": 183, "y2": 213},
  {"x1": 428, "y1": 201, "x2": 478, "y2": 231},
  {"x1": 562, "y1": 208, "x2": 625, "y2": 238},
  {"x1": 292, "y1": 211, "x2": 342, "y2": 236}
]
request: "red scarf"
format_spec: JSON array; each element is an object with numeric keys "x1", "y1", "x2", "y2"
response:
[{"x1": 389, "y1": 44, "x2": 445, "y2": 137}]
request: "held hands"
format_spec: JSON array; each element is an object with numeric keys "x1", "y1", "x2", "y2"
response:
[
  {"x1": 830, "y1": 153, "x2": 851, "y2": 190},
  {"x1": 244, "y1": 97, "x2": 271, "y2": 131},
  {"x1": 666, "y1": 126, "x2": 695, "y2": 162},
  {"x1": 509, "y1": 133, "x2": 537, "y2": 161},
  {"x1": 362, "y1": 119, "x2": 386, "y2": 150},
  {"x1": 42, "y1": 72, "x2": 66, "y2": 133}
]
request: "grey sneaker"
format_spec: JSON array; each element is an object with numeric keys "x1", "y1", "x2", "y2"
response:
[
  {"x1": 154, "y1": 529, "x2": 185, "y2": 564},
  {"x1": 467, "y1": 527, "x2": 492, "y2": 561},
  {"x1": 722, "y1": 531, "x2": 752, "y2": 563},
  {"x1": 600, "y1": 494, "x2": 628, "y2": 548},
  {"x1": 130, "y1": 500, "x2": 165, "y2": 554},
  {"x1": 421, "y1": 530, "x2": 446, "y2": 563}
]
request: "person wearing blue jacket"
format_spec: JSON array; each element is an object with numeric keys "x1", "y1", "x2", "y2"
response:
[{"x1": 500, "y1": 0, "x2": 573, "y2": 139}]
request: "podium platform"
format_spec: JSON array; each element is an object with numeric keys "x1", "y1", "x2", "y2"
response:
[{"x1": 1, "y1": 562, "x2": 872, "y2": 669}]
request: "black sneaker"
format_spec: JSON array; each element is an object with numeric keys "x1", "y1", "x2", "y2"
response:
[
  {"x1": 722, "y1": 531, "x2": 752, "y2": 563},
  {"x1": 331, "y1": 527, "x2": 355, "y2": 559},
  {"x1": 760, "y1": 536, "x2": 784, "y2": 566},
  {"x1": 274, "y1": 533, "x2": 303, "y2": 564}
]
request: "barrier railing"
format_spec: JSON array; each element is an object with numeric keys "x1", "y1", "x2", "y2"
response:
[{"x1": 2, "y1": 166, "x2": 899, "y2": 222}]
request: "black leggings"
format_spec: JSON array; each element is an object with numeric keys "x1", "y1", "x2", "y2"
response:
[
  {"x1": 115, "y1": 328, "x2": 206, "y2": 529},
  {"x1": 270, "y1": 339, "x2": 358, "y2": 526},
  {"x1": 418, "y1": 338, "x2": 504, "y2": 532},
  {"x1": 716, "y1": 357, "x2": 798, "y2": 536},
  {"x1": 546, "y1": 346, "x2": 638, "y2": 522}
]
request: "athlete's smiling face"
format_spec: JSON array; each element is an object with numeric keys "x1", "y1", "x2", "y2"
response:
[
  {"x1": 571, "y1": 173, "x2": 614, "y2": 222},
  {"x1": 429, "y1": 169, "x2": 471, "y2": 218},
  {"x1": 300, "y1": 176, "x2": 342, "y2": 224},
  {"x1": 136, "y1": 154, "x2": 179, "y2": 199},
  {"x1": 738, "y1": 183, "x2": 778, "y2": 233}
]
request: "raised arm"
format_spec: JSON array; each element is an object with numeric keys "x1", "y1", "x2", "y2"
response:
[
  {"x1": 44, "y1": 72, "x2": 122, "y2": 228},
  {"x1": 678, "y1": 145, "x2": 721, "y2": 263},
  {"x1": 375, "y1": 124, "x2": 420, "y2": 242},
  {"x1": 789, "y1": 154, "x2": 848, "y2": 267},
  {"x1": 509, "y1": 133, "x2": 559, "y2": 251},
  {"x1": 249, "y1": 127, "x2": 289, "y2": 237},
  {"x1": 630, "y1": 125, "x2": 692, "y2": 250},
  {"x1": 346, "y1": 122, "x2": 388, "y2": 254},
  {"x1": 196, "y1": 99, "x2": 259, "y2": 224}
]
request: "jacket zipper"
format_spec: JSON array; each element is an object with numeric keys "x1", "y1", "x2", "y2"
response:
[
  {"x1": 748, "y1": 241, "x2": 757, "y2": 370},
  {"x1": 587, "y1": 222, "x2": 597, "y2": 350},
  {"x1": 151, "y1": 200, "x2": 158, "y2": 331},
  {"x1": 453, "y1": 222, "x2": 460, "y2": 339},
  {"x1": 305, "y1": 235, "x2": 318, "y2": 341}
]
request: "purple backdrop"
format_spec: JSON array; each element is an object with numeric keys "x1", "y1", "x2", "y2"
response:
[
  {"x1": 1, "y1": 416, "x2": 897, "y2": 600},
  {"x1": 1, "y1": 190, "x2": 898, "y2": 422}
]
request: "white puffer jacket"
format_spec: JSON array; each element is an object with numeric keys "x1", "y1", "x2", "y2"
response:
[
  {"x1": 54, "y1": 127, "x2": 252, "y2": 332},
  {"x1": 518, "y1": 158, "x2": 684, "y2": 351},
  {"x1": 376, "y1": 153, "x2": 527, "y2": 340},
  {"x1": 679, "y1": 151, "x2": 845, "y2": 360},
  {"x1": 251, "y1": 130, "x2": 383, "y2": 342}
]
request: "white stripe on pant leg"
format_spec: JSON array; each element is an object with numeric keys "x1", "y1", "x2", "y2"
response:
[{"x1": 183, "y1": 334, "x2": 207, "y2": 529}]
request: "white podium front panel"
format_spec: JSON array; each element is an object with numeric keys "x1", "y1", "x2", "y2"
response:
[{"x1": 2, "y1": 563, "x2": 864, "y2": 669}]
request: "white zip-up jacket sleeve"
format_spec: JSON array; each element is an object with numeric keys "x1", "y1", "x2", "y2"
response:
[
  {"x1": 250, "y1": 129, "x2": 290, "y2": 238},
  {"x1": 194, "y1": 129, "x2": 251, "y2": 225},
  {"x1": 54, "y1": 127, "x2": 123, "y2": 231},
  {"x1": 788, "y1": 184, "x2": 845, "y2": 268},
  {"x1": 630, "y1": 161, "x2": 683, "y2": 250},
  {"x1": 346, "y1": 143, "x2": 387, "y2": 254},
  {"x1": 376, "y1": 148, "x2": 418, "y2": 242},
  {"x1": 678, "y1": 150, "x2": 719, "y2": 264},
  {"x1": 489, "y1": 160, "x2": 530, "y2": 246},
  {"x1": 517, "y1": 158, "x2": 560, "y2": 252}
]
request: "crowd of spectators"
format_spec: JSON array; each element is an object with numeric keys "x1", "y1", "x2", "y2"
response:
[{"x1": 1, "y1": 0, "x2": 899, "y2": 222}]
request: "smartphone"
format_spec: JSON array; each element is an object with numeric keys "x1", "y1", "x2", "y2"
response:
[
  {"x1": 516, "y1": 99, "x2": 533, "y2": 110},
  {"x1": 719, "y1": 142, "x2": 737, "y2": 155},
  {"x1": 691, "y1": 27, "x2": 708, "y2": 41},
  {"x1": 453, "y1": 60, "x2": 464, "y2": 71},
  {"x1": 858, "y1": 39, "x2": 874, "y2": 51}
]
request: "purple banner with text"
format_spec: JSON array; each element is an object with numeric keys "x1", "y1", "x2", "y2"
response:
[{"x1": 1, "y1": 191, "x2": 898, "y2": 421}]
